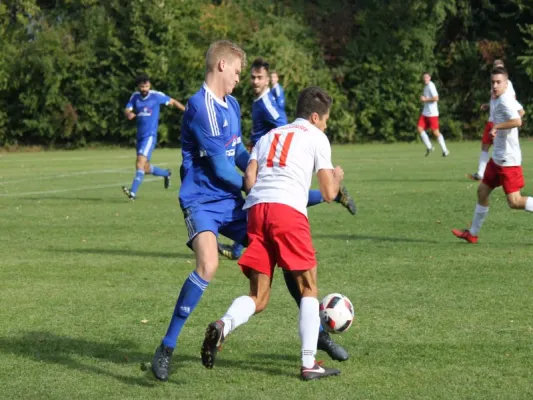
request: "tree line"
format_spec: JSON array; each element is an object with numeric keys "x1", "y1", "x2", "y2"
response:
[{"x1": 1, "y1": 0, "x2": 533, "y2": 147}]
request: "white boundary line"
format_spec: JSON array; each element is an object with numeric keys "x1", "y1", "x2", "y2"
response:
[
  {"x1": 0, "y1": 163, "x2": 170, "y2": 185},
  {"x1": 0, "y1": 177, "x2": 162, "y2": 197}
]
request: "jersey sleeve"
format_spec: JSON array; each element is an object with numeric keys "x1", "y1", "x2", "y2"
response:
[
  {"x1": 429, "y1": 82, "x2": 438, "y2": 97},
  {"x1": 190, "y1": 106, "x2": 226, "y2": 157},
  {"x1": 155, "y1": 91, "x2": 171, "y2": 106},
  {"x1": 314, "y1": 134, "x2": 334, "y2": 173},
  {"x1": 125, "y1": 93, "x2": 137, "y2": 110},
  {"x1": 501, "y1": 95, "x2": 521, "y2": 120},
  {"x1": 262, "y1": 98, "x2": 283, "y2": 127}
]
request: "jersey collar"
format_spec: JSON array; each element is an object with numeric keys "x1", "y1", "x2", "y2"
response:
[
  {"x1": 203, "y1": 83, "x2": 228, "y2": 108},
  {"x1": 140, "y1": 90, "x2": 152, "y2": 101},
  {"x1": 254, "y1": 88, "x2": 271, "y2": 102}
]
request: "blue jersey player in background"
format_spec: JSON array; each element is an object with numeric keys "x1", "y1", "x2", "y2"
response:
[
  {"x1": 122, "y1": 73, "x2": 185, "y2": 201},
  {"x1": 270, "y1": 69, "x2": 285, "y2": 111},
  {"x1": 219, "y1": 58, "x2": 356, "y2": 261},
  {"x1": 150, "y1": 40, "x2": 250, "y2": 382}
]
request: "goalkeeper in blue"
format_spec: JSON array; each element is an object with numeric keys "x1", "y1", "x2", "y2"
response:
[
  {"x1": 122, "y1": 74, "x2": 185, "y2": 201},
  {"x1": 218, "y1": 57, "x2": 356, "y2": 261}
]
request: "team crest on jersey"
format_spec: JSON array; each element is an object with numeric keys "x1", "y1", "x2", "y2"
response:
[{"x1": 137, "y1": 106, "x2": 152, "y2": 117}]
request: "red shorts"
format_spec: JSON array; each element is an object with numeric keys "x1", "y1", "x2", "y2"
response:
[
  {"x1": 417, "y1": 115, "x2": 439, "y2": 130},
  {"x1": 481, "y1": 121, "x2": 495, "y2": 145},
  {"x1": 238, "y1": 203, "x2": 317, "y2": 278},
  {"x1": 482, "y1": 158, "x2": 524, "y2": 194}
]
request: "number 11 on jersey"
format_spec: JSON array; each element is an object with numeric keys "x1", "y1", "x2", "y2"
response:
[{"x1": 266, "y1": 132, "x2": 294, "y2": 168}]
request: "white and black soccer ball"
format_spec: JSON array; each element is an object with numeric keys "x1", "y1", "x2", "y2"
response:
[{"x1": 319, "y1": 293, "x2": 355, "y2": 334}]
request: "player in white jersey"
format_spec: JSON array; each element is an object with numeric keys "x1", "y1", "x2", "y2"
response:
[
  {"x1": 201, "y1": 87, "x2": 344, "y2": 381},
  {"x1": 453, "y1": 67, "x2": 533, "y2": 244},
  {"x1": 417, "y1": 72, "x2": 450, "y2": 157},
  {"x1": 468, "y1": 59, "x2": 522, "y2": 180}
]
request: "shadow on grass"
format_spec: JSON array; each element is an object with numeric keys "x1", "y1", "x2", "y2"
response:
[
  {"x1": 49, "y1": 248, "x2": 193, "y2": 260},
  {"x1": 313, "y1": 233, "x2": 439, "y2": 244},
  {"x1": 0, "y1": 331, "x2": 295, "y2": 385},
  {"x1": 0, "y1": 332, "x2": 158, "y2": 387}
]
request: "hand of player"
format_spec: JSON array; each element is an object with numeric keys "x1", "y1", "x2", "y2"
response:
[
  {"x1": 480, "y1": 103, "x2": 489, "y2": 111},
  {"x1": 334, "y1": 166, "x2": 344, "y2": 182},
  {"x1": 490, "y1": 126, "x2": 497, "y2": 138},
  {"x1": 420, "y1": 96, "x2": 427, "y2": 102}
]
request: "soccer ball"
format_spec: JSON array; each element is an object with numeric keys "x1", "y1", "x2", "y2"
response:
[{"x1": 319, "y1": 293, "x2": 355, "y2": 334}]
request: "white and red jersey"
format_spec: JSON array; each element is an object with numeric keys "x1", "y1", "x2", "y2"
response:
[
  {"x1": 489, "y1": 80, "x2": 517, "y2": 122},
  {"x1": 492, "y1": 91, "x2": 523, "y2": 167},
  {"x1": 244, "y1": 118, "x2": 334, "y2": 217},
  {"x1": 422, "y1": 81, "x2": 439, "y2": 117}
]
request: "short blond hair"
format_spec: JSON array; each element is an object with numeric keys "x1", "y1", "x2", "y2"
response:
[
  {"x1": 493, "y1": 59, "x2": 505, "y2": 67},
  {"x1": 205, "y1": 40, "x2": 247, "y2": 72}
]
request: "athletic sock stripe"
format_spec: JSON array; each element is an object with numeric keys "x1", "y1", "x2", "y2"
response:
[{"x1": 188, "y1": 273, "x2": 208, "y2": 290}]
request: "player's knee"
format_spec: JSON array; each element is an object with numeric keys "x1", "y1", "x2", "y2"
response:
[{"x1": 196, "y1": 262, "x2": 218, "y2": 281}]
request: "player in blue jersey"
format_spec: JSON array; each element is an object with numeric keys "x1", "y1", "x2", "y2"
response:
[
  {"x1": 219, "y1": 58, "x2": 356, "y2": 261},
  {"x1": 122, "y1": 74, "x2": 185, "y2": 201},
  {"x1": 270, "y1": 70, "x2": 286, "y2": 111},
  {"x1": 150, "y1": 40, "x2": 251, "y2": 382}
]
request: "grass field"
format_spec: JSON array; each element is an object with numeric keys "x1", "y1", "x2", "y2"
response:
[{"x1": 1, "y1": 142, "x2": 532, "y2": 399}]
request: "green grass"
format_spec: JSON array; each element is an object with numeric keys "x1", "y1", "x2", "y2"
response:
[{"x1": 1, "y1": 142, "x2": 532, "y2": 399}]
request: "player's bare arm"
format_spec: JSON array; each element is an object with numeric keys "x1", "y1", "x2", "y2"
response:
[
  {"x1": 420, "y1": 95, "x2": 439, "y2": 103},
  {"x1": 490, "y1": 117, "x2": 522, "y2": 138},
  {"x1": 169, "y1": 98, "x2": 186, "y2": 111},
  {"x1": 317, "y1": 166, "x2": 343, "y2": 203},
  {"x1": 125, "y1": 108, "x2": 136, "y2": 120},
  {"x1": 244, "y1": 159, "x2": 258, "y2": 193}
]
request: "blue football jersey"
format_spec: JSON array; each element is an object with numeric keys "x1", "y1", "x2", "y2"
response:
[
  {"x1": 179, "y1": 83, "x2": 243, "y2": 209},
  {"x1": 271, "y1": 83, "x2": 286, "y2": 111},
  {"x1": 250, "y1": 89, "x2": 288, "y2": 145},
  {"x1": 126, "y1": 90, "x2": 171, "y2": 139}
]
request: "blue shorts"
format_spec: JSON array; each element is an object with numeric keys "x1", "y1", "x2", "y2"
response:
[
  {"x1": 183, "y1": 198, "x2": 247, "y2": 249},
  {"x1": 137, "y1": 136, "x2": 156, "y2": 161}
]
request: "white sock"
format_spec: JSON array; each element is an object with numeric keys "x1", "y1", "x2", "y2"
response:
[
  {"x1": 437, "y1": 134, "x2": 448, "y2": 153},
  {"x1": 420, "y1": 131, "x2": 432, "y2": 150},
  {"x1": 477, "y1": 151, "x2": 490, "y2": 177},
  {"x1": 470, "y1": 204, "x2": 489, "y2": 236},
  {"x1": 299, "y1": 297, "x2": 320, "y2": 368},
  {"x1": 525, "y1": 197, "x2": 533, "y2": 212},
  {"x1": 221, "y1": 295, "x2": 256, "y2": 337}
]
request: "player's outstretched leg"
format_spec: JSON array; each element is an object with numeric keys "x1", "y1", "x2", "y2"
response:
[
  {"x1": 283, "y1": 271, "x2": 349, "y2": 361},
  {"x1": 151, "y1": 344, "x2": 174, "y2": 381},
  {"x1": 335, "y1": 185, "x2": 357, "y2": 215},
  {"x1": 149, "y1": 165, "x2": 172, "y2": 189},
  {"x1": 201, "y1": 320, "x2": 225, "y2": 369}
]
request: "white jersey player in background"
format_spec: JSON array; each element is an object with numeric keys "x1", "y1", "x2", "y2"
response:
[
  {"x1": 468, "y1": 59, "x2": 522, "y2": 181},
  {"x1": 453, "y1": 67, "x2": 533, "y2": 244},
  {"x1": 201, "y1": 87, "x2": 344, "y2": 381},
  {"x1": 417, "y1": 72, "x2": 450, "y2": 157}
]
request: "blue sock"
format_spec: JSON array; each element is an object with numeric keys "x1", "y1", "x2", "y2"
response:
[
  {"x1": 130, "y1": 169, "x2": 145, "y2": 196},
  {"x1": 150, "y1": 165, "x2": 170, "y2": 177},
  {"x1": 231, "y1": 242, "x2": 244, "y2": 258},
  {"x1": 307, "y1": 189, "x2": 324, "y2": 207},
  {"x1": 162, "y1": 271, "x2": 209, "y2": 349}
]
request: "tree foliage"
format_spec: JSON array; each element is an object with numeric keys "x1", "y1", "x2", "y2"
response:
[{"x1": 1, "y1": 0, "x2": 533, "y2": 146}]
